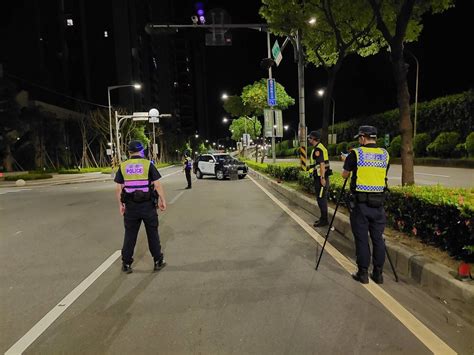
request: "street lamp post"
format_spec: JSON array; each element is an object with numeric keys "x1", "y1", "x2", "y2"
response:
[
  {"x1": 107, "y1": 84, "x2": 141, "y2": 164},
  {"x1": 317, "y1": 89, "x2": 336, "y2": 144}
]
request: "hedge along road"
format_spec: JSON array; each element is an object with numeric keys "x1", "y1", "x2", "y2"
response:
[{"x1": 275, "y1": 159, "x2": 474, "y2": 188}]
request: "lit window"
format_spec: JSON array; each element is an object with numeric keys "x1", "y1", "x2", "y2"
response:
[
  {"x1": 104, "y1": 31, "x2": 108, "y2": 37},
  {"x1": 66, "y1": 18, "x2": 73, "y2": 26}
]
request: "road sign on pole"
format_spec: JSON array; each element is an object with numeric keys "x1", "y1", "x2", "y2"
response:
[
  {"x1": 274, "y1": 109, "x2": 283, "y2": 137},
  {"x1": 267, "y1": 79, "x2": 277, "y2": 106},
  {"x1": 264, "y1": 109, "x2": 274, "y2": 137},
  {"x1": 272, "y1": 40, "x2": 283, "y2": 66}
]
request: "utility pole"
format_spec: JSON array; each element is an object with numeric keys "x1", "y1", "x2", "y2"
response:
[
  {"x1": 296, "y1": 30, "x2": 307, "y2": 170},
  {"x1": 267, "y1": 31, "x2": 276, "y2": 163}
]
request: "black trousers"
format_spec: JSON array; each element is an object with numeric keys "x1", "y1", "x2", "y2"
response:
[
  {"x1": 122, "y1": 201, "x2": 162, "y2": 265},
  {"x1": 350, "y1": 202, "x2": 386, "y2": 270},
  {"x1": 185, "y1": 169, "x2": 192, "y2": 187},
  {"x1": 314, "y1": 176, "x2": 330, "y2": 221}
]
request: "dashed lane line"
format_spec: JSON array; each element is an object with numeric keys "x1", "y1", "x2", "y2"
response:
[{"x1": 5, "y1": 251, "x2": 121, "y2": 355}]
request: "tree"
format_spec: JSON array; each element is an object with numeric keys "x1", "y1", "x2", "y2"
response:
[
  {"x1": 223, "y1": 95, "x2": 254, "y2": 118},
  {"x1": 241, "y1": 78, "x2": 295, "y2": 115},
  {"x1": 260, "y1": 0, "x2": 384, "y2": 146},
  {"x1": 229, "y1": 117, "x2": 262, "y2": 142},
  {"x1": 366, "y1": 0, "x2": 453, "y2": 185}
]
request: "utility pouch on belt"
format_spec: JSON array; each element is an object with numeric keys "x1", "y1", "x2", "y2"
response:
[
  {"x1": 355, "y1": 192, "x2": 385, "y2": 207},
  {"x1": 121, "y1": 190, "x2": 151, "y2": 203}
]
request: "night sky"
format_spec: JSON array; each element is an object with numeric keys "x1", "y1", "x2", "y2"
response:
[{"x1": 198, "y1": 0, "x2": 473, "y2": 139}]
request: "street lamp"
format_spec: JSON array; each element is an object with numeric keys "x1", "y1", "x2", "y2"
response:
[
  {"x1": 308, "y1": 17, "x2": 317, "y2": 25},
  {"x1": 284, "y1": 125, "x2": 298, "y2": 145},
  {"x1": 222, "y1": 117, "x2": 229, "y2": 123},
  {"x1": 107, "y1": 83, "x2": 142, "y2": 163},
  {"x1": 317, "y1": 88, "x2": 336, "y2": 143},
  {"x1": 221, "y1": 93, "x2": 229, "y2": 100}
]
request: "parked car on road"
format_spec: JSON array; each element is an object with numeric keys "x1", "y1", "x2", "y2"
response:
[{"x1": 193, "y1": 153, "x2": 248, "y2": 180}]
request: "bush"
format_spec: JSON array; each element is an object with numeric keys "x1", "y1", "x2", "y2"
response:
[
  {"x1": 426, "y1": 132, "x2": 460, "y2": 158},
  {"x1": 336, "y1": 142, "x2": 348, "y2": 155},
  {"x1": 328, "y1": 144, "x2": 337, "y2": 156},
  {"x1": 466, "y1": 132, "x2": 474, "y2": 157},
  {"x1": 388, "y1": 135, "x2": 402, "y2": 157},
  {"x1": 376, "y1": 137, "x2": 385, "y2": 148},
  {"x1": 413, "y1": 133, "x2": 431, "y2": 157},
  {"x1": 347, "y1": 140, "x2": 360, "y2": 151},
  {"x1": 453, "y1": 143, "x2": 467, "y2": 158}
]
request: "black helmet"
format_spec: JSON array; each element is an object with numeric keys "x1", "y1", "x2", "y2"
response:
[
  {"x1": 128, "y1": 140, "x2": 144, "y2": 153},
  {"x1": 354, "y1": 125, "x2": 377, "y2": 139},
  {"x1": 308, "y1": 130, "x2": 321, "y2": 140}
]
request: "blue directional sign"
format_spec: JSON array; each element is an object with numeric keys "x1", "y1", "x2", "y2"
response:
[{"x1": 267, "y1": 78, "x2": 277, "y2": 106}]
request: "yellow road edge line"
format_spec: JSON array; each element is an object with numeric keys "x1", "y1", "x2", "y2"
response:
[{"x1": 248, "y1": 174, "x2": 456, "y2": 355}]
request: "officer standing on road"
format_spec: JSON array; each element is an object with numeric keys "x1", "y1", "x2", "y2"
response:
[
  {"x1": 308, "y1": 131, "x2": 331, "y2": 227},
  {"x1": 114, "y1": 140, "x2": 167, "y2": 273},
  {"x1": 342, "y1": 126, "x2": 389, "y2": 284},
  {"x1": 183, "y1": 152, "x2": 192, "y2": 189}
]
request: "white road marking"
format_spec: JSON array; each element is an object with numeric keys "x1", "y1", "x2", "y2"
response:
[
  {"x1": 415, "y1": 172, "x2": 450, "y2": 178},
  {"x1": 0, "y1": 188, "x2": 31, "y2": 195},
  {"x1": 160, "y1": 170, "x2": 181, "y2": 179},
  {"x1": 248, "y1": 175, "x2": 456, "y2": 355},
  {"x1": 169, "y1": 191, "x2": 185, "y2": 205},
  {"x1": 5, "y1": 250, "x2": 121, "y2": 355}
]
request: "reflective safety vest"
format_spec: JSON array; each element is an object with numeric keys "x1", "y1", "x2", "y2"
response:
[
  {"x1": 309, "y1": 143, "x2": 330, "y2": 176},
  {"x1": 120, "y1": 158, "x2": 151, "y2": 193},
  {"x1": 184, "y1": 157, "x2": 192, "y2": 169},
  {"x1": 354, "y1": 146, "x2": 389, "y2": 193}
]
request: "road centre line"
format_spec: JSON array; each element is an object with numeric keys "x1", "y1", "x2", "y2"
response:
[
  {"x1": 169, "y1": 191, "x2": 185, "y2": 204},
  {"x1": 415, "y1": 172, "x2": 450, "y2": 178},
  {"x1": 5, "y1": 250, "x2": 121, "y2": 355},
  {"x1": 248, "y1": 175, "x2": 455, "y2": 355}
]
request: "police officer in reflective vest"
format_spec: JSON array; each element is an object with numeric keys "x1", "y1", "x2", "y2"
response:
[
  {"x1": 114, "y1": 140, "x2": 167, "y2": 273},
  {"x1": 183, "y1": 153, "x2": 192, "y2": 189},
  {"x1": 342, "y1": 126, "x2": 389, "y2": 284},
  {"x1": 308, "y1": 130, "x2": 331, "y2": 227}
]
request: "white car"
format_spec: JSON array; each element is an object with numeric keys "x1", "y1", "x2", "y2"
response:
[{"x1": 193, "y1": 153, "x2": 248, "y2": 180}]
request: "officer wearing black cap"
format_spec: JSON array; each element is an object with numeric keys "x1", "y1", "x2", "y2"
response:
[
  {"x1": 308, "y1": 130, "x2": 331, "y2": 227},
  {"x1": 342, "y1": 126, "x2": 390, "y2": 284},
  {"x1": 183, "y1": 152, "x2": 192, "y2": 189},
  {"x1": 114, "y1": 140, "x2": 167, "y2": 273}
]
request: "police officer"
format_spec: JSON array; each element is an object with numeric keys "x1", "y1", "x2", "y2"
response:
[
  {"x1": 183, "y1": 152, "x2": 192, "y2": 189},
  {"x1": 308, "y1": 130, "x2": 331, "y2": 227},
  {"x1": 342, "y1": 126, "x2": 389, "y2": 284},
  {"x1": 114, "y1": 140, "x2": 167, "y2": 273}
]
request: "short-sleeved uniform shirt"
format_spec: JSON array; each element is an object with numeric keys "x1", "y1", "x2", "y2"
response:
[
  {"x1": 343, "y1": 143, "x2": 388, "y2": 192},
  {"x1": 312, "y1": 144, "x2": 326, "y2": 166},
  {"x1": 114, "y1": 157, "x2": 161, "y2": 184}
]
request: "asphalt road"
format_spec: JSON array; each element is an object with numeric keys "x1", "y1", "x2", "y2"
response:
[
  {"x1": 1, "y1": 166, "x2": 473, "y2": 354},
  {"x1": 275, "y1": 159, "x2": 474, "y2": 188}
]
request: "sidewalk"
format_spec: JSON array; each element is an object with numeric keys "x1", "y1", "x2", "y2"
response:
[{"x1": 249, "y1": 168, "x2": 474, "y2": 324}]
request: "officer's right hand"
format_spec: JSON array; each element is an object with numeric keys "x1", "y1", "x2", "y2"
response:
[
  {"x1": 119, "y1": 203, "x2": 125, "y2": 215},
  {"x1": 158, "y1": 199, "x2": 167, "y2": 211}
]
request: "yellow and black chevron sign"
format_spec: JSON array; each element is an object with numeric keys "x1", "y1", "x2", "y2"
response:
[{"x1": 299, "y1": 146, "x2": 307, "y2": 171}]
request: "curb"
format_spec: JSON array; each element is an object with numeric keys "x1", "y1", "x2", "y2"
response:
[{"x1": 249, "y1": 169, "x2": 474, "y2": 324}]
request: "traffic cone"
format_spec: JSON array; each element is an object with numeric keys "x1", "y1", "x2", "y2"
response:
[{"x1": 456, "y1": 261, "x2": 472, "y2": 281}]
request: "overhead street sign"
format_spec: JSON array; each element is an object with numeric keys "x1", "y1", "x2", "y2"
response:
[
  {"x1": 272, "y1": 40, "x2": 283, "y2": 66},
  {"x1": 267, "y1": 78, "x2": 277, "y2": 106}
]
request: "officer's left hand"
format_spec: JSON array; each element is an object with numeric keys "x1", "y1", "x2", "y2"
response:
[
  {"x1": 158, "y1": 199, "x2": 167, "y2": 211},
  {"x1": 320, "y1": 177, "x2": 326, "y2": 187}
]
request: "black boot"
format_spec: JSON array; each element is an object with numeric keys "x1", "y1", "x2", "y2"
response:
[
  {"x1": 352, "y1": 268, "x2": 369, "y2": 284},
  {"x1": 154, "y1": 254, "x2": 166, "y2": 272},
  {"x1": 371, "y1": 267, "x2": 384, "y2": 284},
  {"x1": 122, "y1": 263, "x2": 133, "y2": 274},
  {"x1": 313, "y1": 219, "x2": 329, "y2": 227}
]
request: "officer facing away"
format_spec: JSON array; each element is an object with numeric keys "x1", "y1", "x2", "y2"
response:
[
  {"x1": 183, "y1": 153, "x2": 192, "y2": 189},
  {"x1": 114, "y1": 140, "x2": 167, "y2": 273},
  {"x1": 307, "y1": 130, "x2": 331, "y2": 227},
  {"x1": 342, "y1": 126, "x2": 390, "y2": 284}
]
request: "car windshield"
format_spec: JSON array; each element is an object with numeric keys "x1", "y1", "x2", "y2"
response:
[{"x1": 215, "y1": 154, "x2": 233, "y2": 162}]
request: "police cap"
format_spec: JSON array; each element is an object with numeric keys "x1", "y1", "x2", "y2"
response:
[
  {"x1": 308, "y1": 130, "x2": 321, "y2": 140},
  {"x1": 128, "y1": 140, "x2": 144, "y2": 153},
  {"x1": 354, "y1": 125, "x2": 377, "y2": 139}
]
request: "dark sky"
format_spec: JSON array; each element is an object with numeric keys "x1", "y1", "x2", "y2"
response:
[{"x1": 198, "y1": 0, "x2": 473, "y2": 139}]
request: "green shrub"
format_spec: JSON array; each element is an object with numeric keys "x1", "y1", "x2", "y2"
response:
[
  {"x1": 426, "y1": 132, "x2": 460, "y2": 158},
  {"x1": 453, "y1": 143, "x2": 467, "y2": 158},
  {"x1": 5, "y1": 173, "x2": 53, "y2": 181},
  {"x1": 466, "y1": 132, "x2": 474, "y2": 157},
  {"x1": 328, "y1": 144, "x2": 337, "y2": 156},
  {"x1": 347, "y1": 140, "x2": 360, "y2": 150},
  {"x1": 388, "y1": 135, "x2": 402, "y2": 157},
  {"x1": 376, "y1": 137, "x2": 385, "y2": 148},
  {"x1": 336, "y1": 142, "x2": 348, "y2": 155},
  {"x1": 413, "y1": 133, "x2": 431, "y2": 157}
]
